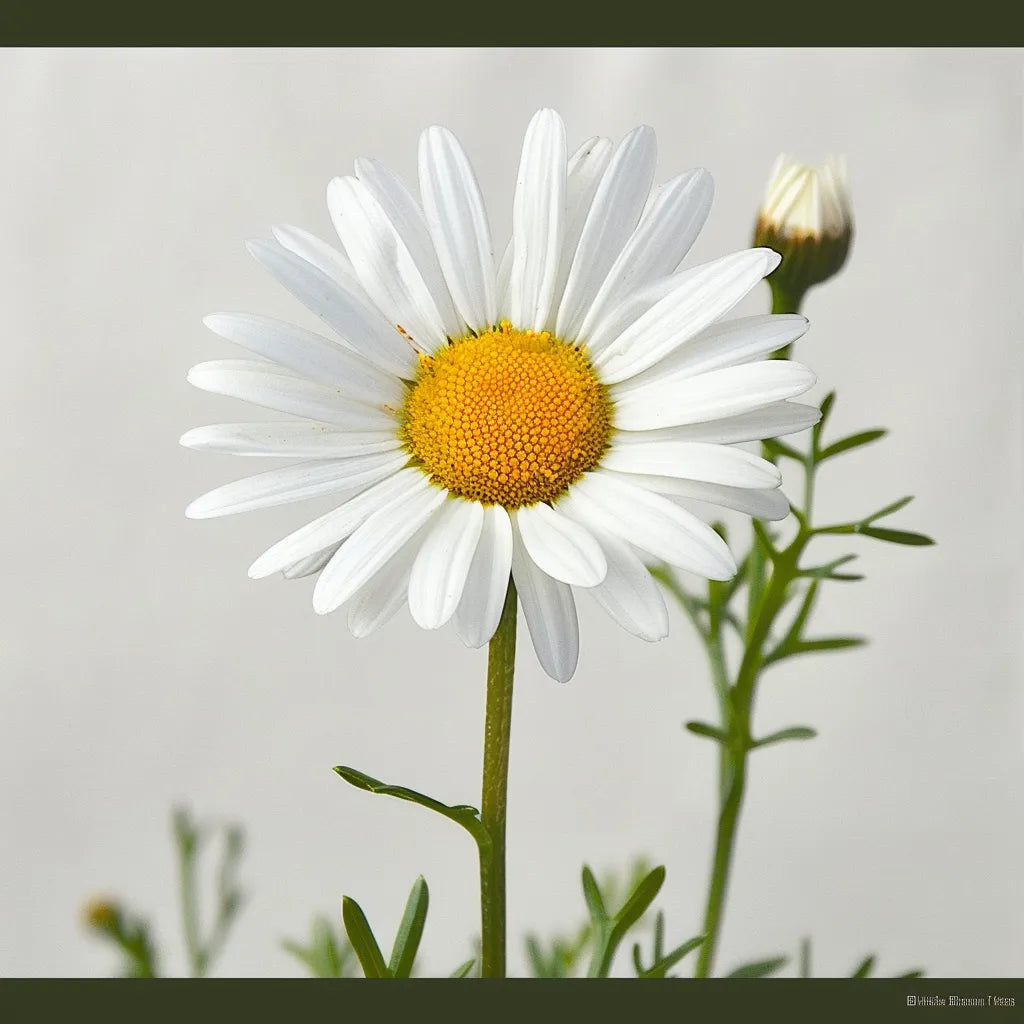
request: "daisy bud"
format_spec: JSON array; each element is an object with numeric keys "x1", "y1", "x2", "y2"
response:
[
  {"x1": 82, "y1": 896, "x2": 121, "y2": 932},
  {"x1": 754, "y1": 155, "x2": 852, "y2": 311}
]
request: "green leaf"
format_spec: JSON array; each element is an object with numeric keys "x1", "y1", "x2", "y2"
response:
[
  {"x1": 852, "y1": 954, "x2": 876, "y2": 978},
  {"x1": 636, "y1": 935, "x2": 705, "y2": 979},
  {"x1": 793, "y1": 637, "x2": 866, "y2": 655},
  {"x1": 753, "y1": 726, "x2": 818, "y2": 748},
  {"x1": 388, "y1": 876, "x2": 429, "y2": 978},
  {"x1": 449, "y1": 958, "x2": 476, "y2": 978},
  {"x1": 581, "y1": 866, "x2": 608, "y2": 925},
  {"x1": 864, "y1": 495, "x2": 914, "y2": 523},
  {"x1": 761, "y1": 437, "x2": 805, "y2": 464},
  {"x1": 341, "y1": 896, "x2": 390, "y2": 979},
  {"x1": 798, "y1": 554, "x2": 859, "y2": 581},
  {"x1": 812, "y1": 392, "x2": 836, "y2": 449},
  {"x1": 858, "y1": 526, "x2": 935, "y2": 546},
  {"x1": 728, "y1": 955, "x2": 789, "y2": 978},
  {"x1": 818, "y1": 429, "x2": 887, "y2": 460},
  {"x1": 898, "y1": 969, "x2": 926, "y2": 979},
  {"x1": 685, "y1": 721, "x2": 731, "y2": 744},
  {"x1": 612, "y1": 866, "x2": 666, "y2": 937},
  {"x1": 333, "y1": 766, "x2": 483, "y2": 835}
]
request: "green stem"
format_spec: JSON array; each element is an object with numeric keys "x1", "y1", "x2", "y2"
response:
[{"x1": 479, "y1": 579, "x2": 517, "y2": 979}]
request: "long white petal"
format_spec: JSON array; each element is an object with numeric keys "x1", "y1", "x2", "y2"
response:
[
  {"x1": 247, "y1": 239, "x2": 415, "y2": 378},
  {"x1": 202, "y1": 312, "x2": 405, "y2": 403},
  {"x1": 418, "y1": 126, "x2": 497, "y2": 332},
  {"x1": 282, "y1": 545, "x2": 341, "y2": 579},
  {"x1": 577, "y1": 168, "x2": 714, "y2": 341},
  {"x1": 453, "y1": 504, "x2": 514, "y2": 648},
  {"x1": 564, "y1": 517, "x2": 668, "y2": 641},
  {"x1": 612, "y1": 360, "x2": 816, "y2": 431},
  {"x1": 270, "y1": 224, "x2": 361, "y2": 291},
  {"x1": 346, "y1": 532, "x2": 424, "y2": 638},
  {"x1": 602, "y1": 440, "x2": 782, "y2": 489},
  {"x1": 510, "y1": 519, "x2": 579, "y2": 682},
  {"x1": 514, "y1": 502, "x2": 606, "y2": 587},
  {"x1": 247, "y1": 467, "x2": 424, "y2": 578},
  {"x1": 313, "y1": 479, "x2": 447, "y2": 614},
  {"x1": 583, "y1": 274, "x2": 681, "y2": 358},
  {"x1": 353, "y1": 157, "x2": 464, "y2": 338},
  {"x1": 186, "y1": 452, "x2": 407, "y2": 520},
  {"x1": 327, "y1": 175, "x2": 449, "y2": 353},
  {"x1": 563, "y1": 471, "x2": 736, "y2": 580},
  {"x1": 613, "y1": 313, "x2": 808, "y2": 394},
  {"x1": 507, "y1": 109, "x2": 566, "y2": 332},
  {"x1": 595, "y1": 248, "x2": 782, "y2": 384},
  {"x1": 180, "y1": 423, "x2": 401, "y2": 459},
  {"x1": 604, "y1": 472, "x2": 791, "y2": 521},
  {"x1": 610, "y1": 401, "x2": 820, "y2": 445},
  {"x1": 407, "y1": 498, "x2": 485, "y2": 629},
  {"x1": 186, "y1": 360, "x2": 398, "y2": 430},
  {"x1": 555, "y1": 125, "x2": 657, "y2": 339}
]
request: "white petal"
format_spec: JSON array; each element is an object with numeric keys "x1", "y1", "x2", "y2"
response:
[
  {"x1": 611, "y1": 401, "x2": 821, "y2": 444},
  {"x1": 313, "y1": 479, "x2": 448, "y2": 614},
  {"x1": 418, "y1": 126, "x2": 497, "y2": 332},
  {"x1": 282, "y1": 544, "x2": 341, "y2": 579},
  {"x1": 602, "y1": 440, "x2": 781, "y2": 489},
  {"x1": 563, "y1": 471, "x2": 736, "y2": 580},
  {"x1": 202, "y1": 312, "x2": 405, "y2": 403},
  {"x1": 346, "y1": 532, "x2": 424, "y2": 638},
  {"x1": 247, "y1": 239, "x2": 415, "y2": 378},
  {"x1": 604, "y1": 472, "x2": 791, "y2": 521},
  {"x1": 327, "y1": 175, "x2": 449, "y2": 353},
  {"x1": 495, "y1": 239, "x2": 514, "y2": 312},
  {"x1": 186, "y1": 360, "x2": 398, "y2": 431},
  {"x1": 547, "y1": 135, "x2": 614, "y2": 320},
  {"x1": 353, "y1": 157, "x2": 464, "y2": 339},
  {"x1": 514, "y1": 502, "x2": 606, "y2": 587},
  {"x1": 186, "y1": 452, "x2": 407, "y2": 520},
  {"x1": 407, "y1": 498, "x2": 485, "y2": 629},
  {"x1": 510, "y1": 520, "x2": 579, "y2": 682},
  {"x1": 577, "y1": 168, "x2": 714, "y2": 341},
  {"x1": 271, "y1": 224, "x2": 361, "y2": 291},
  {"x1": 567, "y1": 518, "x2": 668, "y2": 641},
  {"x1": 507, "y1": 109, "x2": 566, "y2": 332},
  {"x1": 583, "y1": 275, "x2": 681, "y2": 358},
  {"x1": 453, "y1": 504, "x2": 514, "y2": 648},
  {"x1": 612, "y1": 360, "x2": 816, "y2": 431},
  {"x1": 555, "y1": 126, "x2": 657, "y2": 339},
  {"x1": 247, "y1": 466, "x2": 424, "y2": 578},
  {"x1": 595, "y1": 248, "x2": 782, "y2": 384},
  {"x1": 180, "y1": 423, "x2": 401, "y2": 458},
  {"x1": 613, "y1": 313, "x2": 808, "y2": 394}
]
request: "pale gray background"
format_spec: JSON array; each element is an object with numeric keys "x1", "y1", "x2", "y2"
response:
[{"x1": 1, "y1": 48, "x2": 1021, "y2": 978}]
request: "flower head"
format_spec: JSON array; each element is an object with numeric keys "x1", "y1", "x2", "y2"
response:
[
  {"x1": 754, "y1": 154, "x2": 852, "y2": 305},
  {"x1": 183, "y1": 109, "x2": 818, "y2": 681}
]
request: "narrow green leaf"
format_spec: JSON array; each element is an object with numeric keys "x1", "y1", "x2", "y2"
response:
[
  {"x1": 812, "y1": 392, "x2": 836, "y2": 449},
  {"x1": 897, "y1": 969, "x2": 926, "y2": 979},
  {"x1": 728, "y1": 955, "x2": 789, "y2": 978},
  {"x1": 341, "y1": 897, "x2": 390, "y2": 979},
  {"x1": 387, "y1": 876, "x2": 429, "y2": 978},
  {"x1": 864, "y1": 495, "x2": 914, "y2": 523},
  {"x1": 632, "y1": 943, "x2": 645, "y2": 977},
  {"x1": 799, "y1": 937, "x2": 812, "y2": 979},
  {"x1": 611, "y1": 866, "x2": 666, "y2": 936},
  {"x1": 798, "y1": 554, "x2": 858, "y2": 580},
  {"x1": 753, "y1": 726, "x2": 818, "y2": 748},
  {"x1": 852, "y1": 954, "x2": 876, "y2": 978},
  {"x1": 449, "y1": 958, "x2": 476, "y2": 978},
  {"x1": 761, "y1": 437, "x2": 805, "y2": 464},
  {"x1": 525, "y1": 936, "x2": 547, "y2": 978},
  {"x1": 685, "y1": 721, "x2": 731, "y2": 744},
  {"x1": 859, "y1": 526, "x2": 935, "y2": 546},
  {"x1": 333, "y1": 766, "x2": 482, "y2": 832},
  {"x1": 640, "y1": 935, "x2": 705, "y2": 978},
  {"x1": 818, "y1": 429, "x2": 887, "y2": 461},
  {"x1": 794, "y1": 637, "x2": 866, "y2": 655},
  {"x1": 581, "y1": 866, "x2": 608, "y2": 924},
  {"x1": 750, "y1": 518, "x2": 778, "y2": 559}
]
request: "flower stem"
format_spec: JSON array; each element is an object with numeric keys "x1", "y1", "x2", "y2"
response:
[{"x1": 479, "y1": 578, "x2": 517, "y2": 979}]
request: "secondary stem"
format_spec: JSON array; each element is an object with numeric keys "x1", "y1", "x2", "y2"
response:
[{"x1": 479, "y1": 579, "x2": 517, "y2": 979}]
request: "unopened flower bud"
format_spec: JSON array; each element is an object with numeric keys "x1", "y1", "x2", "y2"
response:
[
  {"x1": 82, "y1": 896, "x2": 121, "y2": 932},
  {"x1": 754, "y1": 155, "x2": 853, "y2": 310}
]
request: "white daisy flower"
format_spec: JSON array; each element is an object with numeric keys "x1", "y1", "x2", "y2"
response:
[{"x1": 182, "y1": 109, "x2": 819, "y2": 682}]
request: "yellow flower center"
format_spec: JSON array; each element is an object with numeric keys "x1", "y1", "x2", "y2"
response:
[{"x1": 400, "y1": 322, "x2": 611, "y2": 508}]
